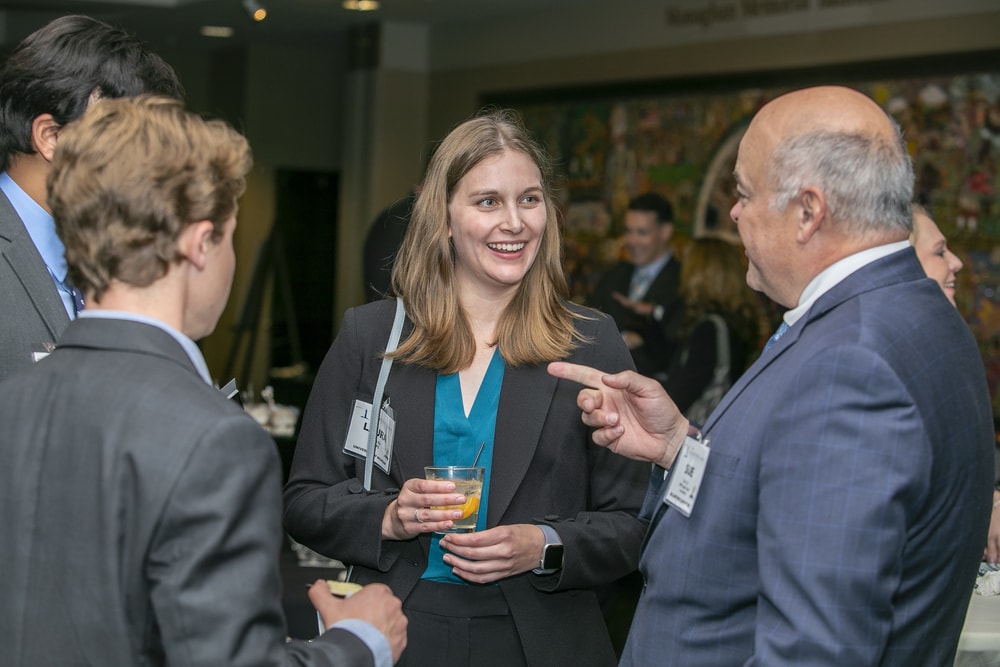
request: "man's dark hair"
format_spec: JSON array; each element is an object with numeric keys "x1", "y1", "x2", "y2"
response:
[
  {"x1": 0, "y1": 14, "x2": 184, "y2": 172},
  {"x1": 627, "y1": 192, "x2": 674, "y2": 225}
]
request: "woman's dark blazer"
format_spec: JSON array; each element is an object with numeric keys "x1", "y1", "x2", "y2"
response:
[{"x1": 284, "y1": 299, "x2": 649, "y2": 665}]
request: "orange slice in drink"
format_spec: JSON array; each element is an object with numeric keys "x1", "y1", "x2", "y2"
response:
[
  {"x1": 458, "y1": 495, "x2": 480, "y2": 520},
  {"x1": 432, "y1": 495, "x2": 480, "y2": 519}
]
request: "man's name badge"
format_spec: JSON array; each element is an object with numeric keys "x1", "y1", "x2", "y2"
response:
[
  {"x1": 343, "y1": 398, "x2": 395, "y2": 475},
  {"x1": 663, "y1": 436, "x2": 710, "y2": 517}
]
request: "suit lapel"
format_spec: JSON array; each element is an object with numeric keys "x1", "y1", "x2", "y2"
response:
[
  {"x1": 383, "y1": 341, "x2": 557, "y2": 524},
  {"x1": 648, "y1": 257, "x2": 679, "y2": 294},
  {"x1": 0, "y1": 193, "x2": 70, "y2": 338},
  {"x1": 702, "y1": 326, "x2": 794, "y2": 430},
  {"x1": 487, "y1": 362, "x2": 556, "y2": 525},
  {"x1": 704, "y1": 248, "x2": 922, "y2": 431},
  {"x1": 385, "y1": 361, "x2": 436, "y2": 485}
]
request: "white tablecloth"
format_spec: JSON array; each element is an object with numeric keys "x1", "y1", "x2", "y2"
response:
[{"x1": 956, "y1": 594, "x2": 1000, "y2": 667}]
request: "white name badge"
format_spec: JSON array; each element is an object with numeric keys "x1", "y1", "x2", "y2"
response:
[
  {"x1": 343, "y1": 398, "x2": 395, "y2": 475},
  {"x1": 663, "y1": 436, "x2": 710, "y2": 517}
]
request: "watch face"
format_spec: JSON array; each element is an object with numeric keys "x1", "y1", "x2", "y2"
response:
[{"x1": 542, "y1": 544, "x2": 564, "y2": 570}]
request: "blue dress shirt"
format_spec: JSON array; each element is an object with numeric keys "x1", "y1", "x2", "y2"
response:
[{"x1": 0, "y1": 172, "x2": 78, "y2": 318}]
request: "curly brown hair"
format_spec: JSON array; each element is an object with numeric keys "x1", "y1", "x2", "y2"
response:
[{"x1": 47, "y1": 95, "x2": 251, "y2": 302}]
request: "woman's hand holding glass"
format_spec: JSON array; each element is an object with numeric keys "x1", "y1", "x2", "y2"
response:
[{"x1": 381, "y1": 477, "x2": 468, "y2": 540}]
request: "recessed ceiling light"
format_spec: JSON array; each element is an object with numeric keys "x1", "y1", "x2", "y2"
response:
[
  {"x1": 200, "y1": 25, "x2": 235, "y2": 38},
  {"x1": 342, "y1": 0, "x2": 380, "y2": 10},
  {"x1": 243, "y1": 0, "x2": 268, "y2": 21}
]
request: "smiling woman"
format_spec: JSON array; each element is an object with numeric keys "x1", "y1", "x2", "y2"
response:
[
  {"x1": 447, "y1": 149, "x2": 546, "y2": 301},
  {"x1": 389, "y1": 110, "x2": 581, "y2": 372},
  {"x1": 283, "y1": 109, "x2": 650, "y2": 667}
]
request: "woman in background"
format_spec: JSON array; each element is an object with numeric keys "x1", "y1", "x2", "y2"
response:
[
  {"x1": 910, "y1": 204, "x2": 1000, "y2": 564},
  {"x1": 911, "y1": 204, "x2": 963, "y2": 307},
  {"x1": 663, "y1": 236, "x2": 760, "y2": 422},
  {"x1": 283, "y1": 110, "x2": 648, "y2": 666}
]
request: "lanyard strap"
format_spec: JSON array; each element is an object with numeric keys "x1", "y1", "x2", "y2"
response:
[{"x1": 363, "y1": 297, "x2": 406, "y2": 490}]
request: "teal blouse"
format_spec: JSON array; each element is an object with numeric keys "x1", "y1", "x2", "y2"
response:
[{"x1": 421, "y1": 349, "x2": 504, "y2": 584}]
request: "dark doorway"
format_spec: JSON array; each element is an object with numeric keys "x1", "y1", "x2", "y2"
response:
[{"x1": 271, "y1": 169, "x2": 339, "y2": 375}]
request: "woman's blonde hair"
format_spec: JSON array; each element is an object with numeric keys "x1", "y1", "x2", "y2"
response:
[
  {"x1": 390, "y1": 109, "x2": 580, "y2": 373},
  {"x1": 680, "y1": 236, "x2": 760, "y2": 343}
]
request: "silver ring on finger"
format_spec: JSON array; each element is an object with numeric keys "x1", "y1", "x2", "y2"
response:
[{"x1": 414, "y1": 508, "x2": 424, "y2": 524}]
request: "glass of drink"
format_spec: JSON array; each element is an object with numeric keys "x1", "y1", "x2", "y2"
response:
[{"x1": 424, "y1": 466, "x2": 484, "y2": 533}]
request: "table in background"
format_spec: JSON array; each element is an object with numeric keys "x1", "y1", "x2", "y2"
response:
[{"x1": 955, "y1": 594, "x2": 1000, "y2": 667}]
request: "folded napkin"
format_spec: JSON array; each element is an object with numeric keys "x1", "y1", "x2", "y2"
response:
[{"x1": 973, "y1": 562, "x2": 1000, "y2": 596}]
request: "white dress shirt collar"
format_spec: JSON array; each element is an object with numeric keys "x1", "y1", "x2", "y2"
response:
[{"x1": 783, "y1": 240, "x2": 910, "y2": 327}]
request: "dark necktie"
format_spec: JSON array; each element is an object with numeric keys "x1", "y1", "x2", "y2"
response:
[
  {"x1": 68, "y1": 282, "x2": 84, "y2": 315},
  {"x1": 62, "y1": 277, "x2": 84, "y2": 316},
  {"x1": 50, "y1": 266, "x2": 85, "y2": 318}
]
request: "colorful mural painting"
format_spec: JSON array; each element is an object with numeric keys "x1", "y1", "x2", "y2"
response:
[{"x1": 499, "y1": 66, "x2": 1000, "y2": 410}]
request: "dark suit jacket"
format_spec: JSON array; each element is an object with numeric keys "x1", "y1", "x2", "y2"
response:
[
  {"x1": 362, "y1": 193, "x2": 415, "y2": 302},
  {"x1": 0, "y1": 318, "x2": 375, "y2": 667},
  {"x1": 284, "y1": 300, "x2": 649, "y2": 666},
  {"x1": 623, "y1": 248, "x2": 995, "y2": 666},
  {"x1": 588, "y1": 258, "x2": 682, "y2": 377},
  {"x1": 0, "y1": 190, "x2": 70, "y2": 381}
]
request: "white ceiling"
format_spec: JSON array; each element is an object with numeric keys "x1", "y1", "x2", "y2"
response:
[{"x1": 0, "y1": 0, "x2": 606, "y2": 50}]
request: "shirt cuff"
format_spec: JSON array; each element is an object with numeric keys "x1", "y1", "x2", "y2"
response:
[{"x1": 331, "y1": 619, "x2": 393, "y2": 667}]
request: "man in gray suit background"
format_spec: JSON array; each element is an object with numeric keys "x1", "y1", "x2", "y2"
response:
[
  {"x1": 0, "y1": 14, "x2": 183, "y2": 381},
  {"x1": 0, "y1": 96, "x2": 406, "y2": 665},
  {"x1": 551, "y1": 86, "x2": 993, "y2": 665}
]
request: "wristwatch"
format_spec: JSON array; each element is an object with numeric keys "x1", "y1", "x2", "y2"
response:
[
  {"x1": 652, "y1": 304, "x2": 665, "y2": 322},
  {"x1": 537, "y1": 543, "x2": 564, "y2": 574},
  {"x1": 534, "y1": 524, "x2": 564, "y2": 575}
]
